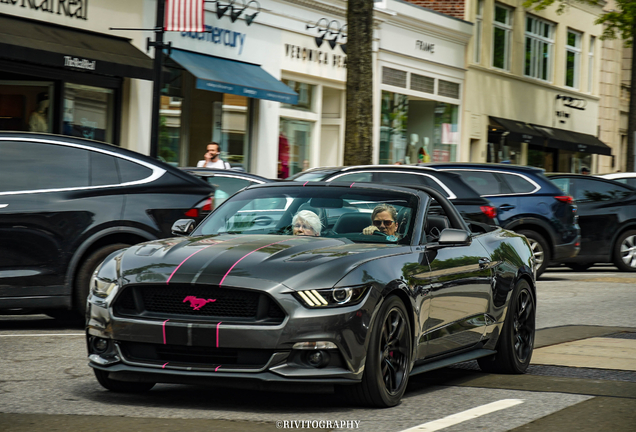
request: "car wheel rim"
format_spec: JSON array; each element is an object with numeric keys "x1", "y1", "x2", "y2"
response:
[
  {"x1": 620, "y1": 235, "x2": 636, "y2": 268},
  {"x1": 528, "y1": 238, "x2": 544, "y2": 268},
  {"x1": 379, "y1": 307, "x2": 409, "y2": 394},
  {"x1": 513, "y1": 289, "x2": 535, "y2": 364}
]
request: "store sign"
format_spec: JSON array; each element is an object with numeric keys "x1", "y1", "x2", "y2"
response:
[
  {"x1": 0, "y1": 0, "x2": 88, "y2": 20},
  {"x1": 181, "y1": 24, "x2": 246, "y2": 55},
  {"x1": 284, "y1": 44, "x2": 346, "y2": 68},
  {"x1": 415, "y1": 40, "x2": 434, "y2": 54},
  {"x1": 64, "y1": 56, "x2": 96, "y2": 70}
]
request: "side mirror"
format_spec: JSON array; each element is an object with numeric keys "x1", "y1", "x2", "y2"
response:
[
  {"x1": 436, "y1": 228, "x2": 471, "y2": 246},
  {"x1": 171, "y1": 219, "x2": 196, "y2": 236}
]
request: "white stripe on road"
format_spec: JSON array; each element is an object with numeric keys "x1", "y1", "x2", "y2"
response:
[
  {"x1": 400, "y1": 399, "x2": 524, "y2": 432},
  {"x1": 0, "y1": 333, "x2": 85, "y2": 337}
]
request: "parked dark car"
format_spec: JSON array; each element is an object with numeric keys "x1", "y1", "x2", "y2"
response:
[
  {"x1": 548, "y1": 173, "x2": 636, "y2": 271},
  {"x1": 419, "y1": 163, "x2": 580, "y2": 276},
  {"x1": 289, "y1": 165, "x2": 499, "y2": 232},
  {"x1": 87, "y1": 182, "x2": 536, "y2": 408},
  {"x1": 0, "y1": 132, "x2": 214, "y2": 319},
  {"x1": 180, "y1": 167, "x2": 272, "y2": 210}
]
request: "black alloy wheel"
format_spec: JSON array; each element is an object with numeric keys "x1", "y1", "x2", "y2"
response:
[
  {"x1": 339, "y1": 296, "x2": 412, "y2": 407},
  {"x1": 518, "y1": 230, "x2": 550, "y2": 277},
  {"x1": 613, "y1": 230, "x2": 636, "y2": 272},
  {"x1": 478, "y1": 279, "x2": 535, "y2": 374}
]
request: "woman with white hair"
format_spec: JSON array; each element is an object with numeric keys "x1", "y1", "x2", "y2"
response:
[{"x1": 292, "y1": 210, "x2": 321, "y2": 237}]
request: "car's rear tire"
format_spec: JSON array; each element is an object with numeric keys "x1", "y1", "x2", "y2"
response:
[
  {"x1": 518, "y1": 230, "x2": 550, "y2": 277},
  {"x1": 566, "y1": 263, "x2": 593, "y2": 272},
  {"x1": 338, "y1": 296, "x2": 412, "y2": 407},
  {"x1": 74, "y1": 243, "x2": 131, "y2": 319},
  {"x1": 613, "y1": 230, "x2": 636, "y2": 272},
  {"x1": 478, "y1": 279, "x2": 535, "y2": 374},
  {"x1": 93, "y1": 369, "x2": 155, "y2": 393}
]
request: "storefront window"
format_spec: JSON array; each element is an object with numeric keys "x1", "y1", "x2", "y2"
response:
[
  {"x1": 280, "y1": 118, "x2": 311, "y2": 178},
  {"x1": 63, "y1": 83, "x2": 114, "y2": 143},
  {"x1": 282, "y1": 80, "x2": 315, "y2": 111},
  {"x1": 380, "y1": 92, "x2": 408, "y2": 165},
  {"x1": 159, "y1": 96, "x2": 182, "y2": 166},
  {"x1": 559, "y1": 150, "x2": 591, "y2": 173},
  {"x1": 221, "y1": 94, "x2": 249, "y2": 169},
  {"x1": 380, "y1": 91, "x2": 458, "y2": 164},
  {"x1": 0, "y1": 81, "x2": 53, "y2": 133}
]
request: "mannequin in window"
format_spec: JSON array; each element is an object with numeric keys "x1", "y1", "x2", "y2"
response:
[
  {"x1": 406, "y1": 134, "x2": 420, "y2": 165},
  {"x1": 29, "y1": 92, "x2": 49, "y2": 132}
]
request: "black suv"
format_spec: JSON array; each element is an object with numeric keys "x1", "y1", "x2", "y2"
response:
[
  {"x1": 0, "y1": 133, "x2": 214, "y2": 319},
  {"x1": 419, "y1": 163, "x2": 580, "y2": 275},
  {"x1": 289, "y1": 165, "x2": 499, "y2": 232},
  {"x1": 548, "y1": 173, "x2": 636, "y2": 271}
]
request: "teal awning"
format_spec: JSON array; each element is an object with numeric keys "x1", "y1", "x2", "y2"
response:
[{"x1": 168, "y1": 49, "x2": 298, "y2": 104}]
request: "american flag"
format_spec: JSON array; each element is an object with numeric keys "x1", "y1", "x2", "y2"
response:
[{"x1": 164, "y1": 0, "x2": 205, "y2": 32}]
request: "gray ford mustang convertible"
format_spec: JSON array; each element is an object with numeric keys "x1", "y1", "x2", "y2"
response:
[{"x1": 86, "y1": 182, "x2": 536, "y2": 407}]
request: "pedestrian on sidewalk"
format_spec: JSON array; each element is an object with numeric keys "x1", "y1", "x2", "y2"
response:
[{"x1": 197, "y1": 142, "x2": 230, "y2": 169}]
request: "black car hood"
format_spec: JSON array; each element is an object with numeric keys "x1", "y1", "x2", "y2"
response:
[{"x1": 119, "y1": 234, "x2": 409, "y2": 290}]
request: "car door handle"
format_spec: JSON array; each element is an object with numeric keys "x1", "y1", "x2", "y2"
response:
[
  {"x1": 479, "y1": 257, "x2": 491, "y2": 268},
  {"x1": 499, "y1": 204, "x2": 515, "y2": 211}
]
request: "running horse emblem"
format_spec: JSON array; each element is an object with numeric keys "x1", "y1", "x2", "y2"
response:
[{"x1": 183, "y1": 296, "x2": 216, "y2": 310}]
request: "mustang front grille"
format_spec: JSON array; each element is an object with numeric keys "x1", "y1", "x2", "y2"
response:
[{"x1": 112, "y1": 284, "x2": 286, "y2": 324}]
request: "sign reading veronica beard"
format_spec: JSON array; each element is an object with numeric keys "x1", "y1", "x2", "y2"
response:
[{"x1": 0, "y1": 0, "x2": 89, "y2": 20}]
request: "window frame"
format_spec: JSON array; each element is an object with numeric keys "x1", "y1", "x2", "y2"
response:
[
  {"x1": 565, "y1": 29, "x2": 582, "y2": 89},
  {"x1": 492, "y1": 3, "x2": 513, "y2": 71},
  {"x1": 588, "y1": 36, "x2": 596, "y2": 93},
  {"x1": 474, "y1": 0, "x2": 484, "y2": 64},
  {"x1": 524, "y1": 15, "x2": 554, "y2": 82}
]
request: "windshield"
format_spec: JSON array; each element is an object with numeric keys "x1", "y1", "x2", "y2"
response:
[{"x1": 196, "y1": 186, "x2": 420, "y2": 245}]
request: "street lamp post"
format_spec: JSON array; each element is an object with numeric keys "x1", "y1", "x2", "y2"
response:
[{"x1": 149, "y1": 0, "x2": 166, "y2": 159}]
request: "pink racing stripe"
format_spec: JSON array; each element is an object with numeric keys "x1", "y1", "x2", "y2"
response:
[
  {"x1": 216, "y1": 321, "x2": 222, "y2": 348},
  {"x1": 303, "y1": 181, "x2": 308, "y2": 186},
  {"x1": 215, "y1": 365, "x2": 221, "y2": 372},
  {"x1": 219, "y1": 239, "x2": 290, "y2": 286},
  {"x1": 162, "y1": 362, "x2": 169, "y2": 369},
  {"x1": 350, "y1": 182, "x2": 355, "y2": 188},
  {"x1": 162, "y1": 319, "x2": 170, "y2": 344},
  {"x1": 166, "y1": 245, "x2": 214, "y2": 284}
]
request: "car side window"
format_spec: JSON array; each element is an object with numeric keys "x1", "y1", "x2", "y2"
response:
[
  {"x1": 501, "y1": 173, "x2": 535, "y2": 193},
  {"x1": 448, "y1": 170, "x2": 507, "y2": 195},
  {"x1": 117, "y1": 158, "x2": 153, "y2": 183},
  {"x1": 550, "y1": 177, "x2": 570, "y2": 195},
  {"x1": 572, "y1": 178, "x2": 633, "y2": 202},
  {"x1": 207, "y1": 176, "x2": 254, "y2": 207},
  {"x1": 330, "y1": 172, "x2": 373, "y2": 183},
  {"x1": 90, "y1": 151, "x2": 119, "y2": 186},
  {"x1": 0, "y1": 140, "x2": 89, "y2": 192},
  {"x1": 375, "y1": 172, "x2": 450, "y2": 197}
]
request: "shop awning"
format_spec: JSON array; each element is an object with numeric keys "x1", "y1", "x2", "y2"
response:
[
  {"x1": 489, "y1": 116, "x2": 545, "y2": 146},
  {"x1": 0, "y1": 15, "x2": 153, "y2": 80},
  {"x1": 168, "y1": 49, "x2": 298, "y2": 104},
  {"x1": 531, "y1": 124, "x2": 612, "y2": 156}
]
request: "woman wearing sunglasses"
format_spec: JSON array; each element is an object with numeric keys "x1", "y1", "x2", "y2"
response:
[{"x1": 363, "y1": 204, "x2": 399, "y2": 237}]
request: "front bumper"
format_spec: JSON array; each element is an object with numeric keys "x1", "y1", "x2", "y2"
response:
[{"x1": 86, "y1": 285, "x2": 378, "y2": 385}]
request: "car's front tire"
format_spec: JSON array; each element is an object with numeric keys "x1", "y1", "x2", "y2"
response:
[
  {"x1": 478, "y1": 279, "x2": 535, "y2": 374},
  {"x1": 518, "y1": 230, "x2": 550, "y2": 277},
  {"x1": 339, "y1": 296, "x2": 412, "y2": 407},
  {"x1": 613, "y1": 230, "x2": 636, "y2": 272},
  {"x1": 74, "y1": 243, "x2": 131, "y2": 319},
  {"x1": 94, "y1": 369, "x2": 155, "y2": 393}
]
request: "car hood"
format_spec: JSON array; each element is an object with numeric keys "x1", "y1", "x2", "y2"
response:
[{"x1": 117, "y1": 234, "x2": 409, "y2": 290}]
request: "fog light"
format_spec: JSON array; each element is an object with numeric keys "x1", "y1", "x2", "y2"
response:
[
  {"x1": 306, "y1": 350, "x2": 330, "y2": 368},
  {"x1": 91, "y1": 337, "x2": 109, "y2": 354}
]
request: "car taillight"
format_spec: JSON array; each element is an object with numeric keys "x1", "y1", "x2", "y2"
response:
[
  {"x1": 555, "y1": 195, "x2": 574, "y2": 204},
  {"x1": 185, "y1": 197, "x2": 214, "y2": 218},
  {"x1": 480, "y1": 205, "x2": 497, "y2": 219}
]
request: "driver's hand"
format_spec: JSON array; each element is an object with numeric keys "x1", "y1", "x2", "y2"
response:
[{"x1": 363, "y1": 225, "x2": 379, "y2": 235}]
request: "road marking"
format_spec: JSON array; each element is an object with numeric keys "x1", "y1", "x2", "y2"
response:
[
  {"x1": 399, "y1": 399, "x2": 524, "y2": 432},
  {"x1": 0, "y1": 333, "x2": 85, "y2": 337}
]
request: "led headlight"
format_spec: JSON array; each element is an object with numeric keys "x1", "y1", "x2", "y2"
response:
[
  {"x1": 90, "y1": 274, "x2": 118, "y2": 299},
  {"x1": 294, "y1": 285, "x2": 369, "y2": 308}
]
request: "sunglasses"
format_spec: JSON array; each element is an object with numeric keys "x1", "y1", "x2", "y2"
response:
[{"x1": 373, "y1": 220, "x2": 395, "y2": 227}]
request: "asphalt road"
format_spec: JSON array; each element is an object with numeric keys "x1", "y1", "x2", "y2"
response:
[{"x1": 0, "y1": 265, "x2": 634, "y2": 432}]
